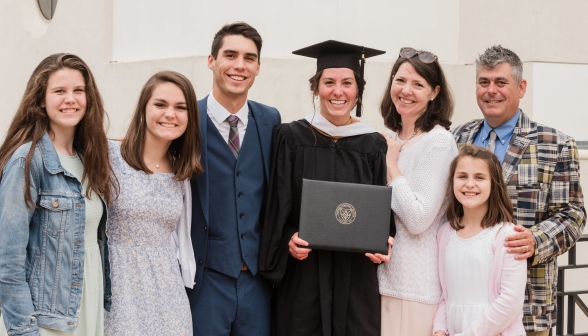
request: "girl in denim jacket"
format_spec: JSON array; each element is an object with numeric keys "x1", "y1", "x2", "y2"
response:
[{"x1": 0, "y1": 54, "x2": 116, "y2": 336}]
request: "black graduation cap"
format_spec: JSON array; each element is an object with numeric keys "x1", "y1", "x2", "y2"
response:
[{"x1": 292, "y1": 40, "x2": 386, "y2": 117}]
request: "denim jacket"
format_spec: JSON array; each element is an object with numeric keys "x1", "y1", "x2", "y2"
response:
[{"x1": 0, "y1": 133, "x2": 111, "y2": 336}]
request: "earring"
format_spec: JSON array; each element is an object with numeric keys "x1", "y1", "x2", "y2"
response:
[{"x1": 430, "y1": 98, "x2": 434, "y2": 101}]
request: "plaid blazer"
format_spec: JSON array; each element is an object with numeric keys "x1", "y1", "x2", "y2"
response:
[{"x1": 452, "y1": 111, "x2": 586, "y2": 332}]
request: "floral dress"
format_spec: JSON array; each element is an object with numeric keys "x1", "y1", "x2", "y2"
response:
[{"x1": 104, "y1": 141, "x2": 192, "y2": 336}]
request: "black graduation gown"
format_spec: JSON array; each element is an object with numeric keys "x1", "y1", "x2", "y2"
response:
[{"x1": 259, "y1": 120, "x2": 394, "y2": 336}]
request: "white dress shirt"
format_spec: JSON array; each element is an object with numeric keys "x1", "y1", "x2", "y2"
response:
[{"x1": 207, "y1": 93, "x2": 249, "y2": 146}]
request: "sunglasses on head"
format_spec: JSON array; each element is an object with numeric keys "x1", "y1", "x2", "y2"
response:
[{"x1": 399, "y1": 47, "x2": 438, "y2": 64}]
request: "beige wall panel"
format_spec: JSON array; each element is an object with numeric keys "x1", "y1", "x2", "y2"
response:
[
  {"x1": 442, "y1": 63, "x2": 478, "y2": 127},
  {"x1": 336, "y1": 0, "x2": 460, "y2": 63},
  {"x1": 248, "y1": 58, "x2": 316, "y2": 124},
  {"x1": 103, "y1": 57, "x2": 202, "y2": 138},
  {"x1": 531, "y1": 0, "x2": 588, "y2": 64},
  {"x1": 532, "y1": 62, "x2": 588, "y2": 141},
  {"x1": 458, "y1": 0, "x2": 535, "y2": 64},
  {"x1": 111, "y1": 0, "x2": 459, "y2": 63},
  {"x1": 459, "y1": 0, "x2": 588, "y2": 64}
]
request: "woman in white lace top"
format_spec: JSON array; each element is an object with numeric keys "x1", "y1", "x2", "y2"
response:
[{"x1": 377, "y1": 48, "x2": 458, "y2": 335}]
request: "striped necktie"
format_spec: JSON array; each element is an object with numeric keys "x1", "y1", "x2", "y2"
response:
[
  {"x1": 487, "y1": 130, "x2": 497, "y2": 154},
  {"x1": 227, "y1": 115, "x2": 240, "y2": 158}
]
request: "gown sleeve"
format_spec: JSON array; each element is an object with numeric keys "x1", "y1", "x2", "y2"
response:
[
  {"x1": 371, "y1": 134, "x2": 396, "y2": 237},
  {"x1": 258, "y1": 125, "x2": 298, "y2": 287}
]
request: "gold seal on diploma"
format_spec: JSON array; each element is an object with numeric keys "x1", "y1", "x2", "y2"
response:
[{"x1": 335, "y1": 203, "x2": 356, "y2": 225}]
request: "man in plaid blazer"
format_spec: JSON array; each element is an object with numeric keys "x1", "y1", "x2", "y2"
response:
[{"x1": 452, "y1": 45, "x2": 585, "y2": 335}]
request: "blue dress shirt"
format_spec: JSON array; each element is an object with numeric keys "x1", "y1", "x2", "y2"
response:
[{"x1": 473, "y1": 110, "x2": 521, "y2": 163}]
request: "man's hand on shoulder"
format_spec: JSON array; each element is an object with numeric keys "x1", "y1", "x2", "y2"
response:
[{"x1": 505, "y1": 224, "x2": 536, "y2": 260}]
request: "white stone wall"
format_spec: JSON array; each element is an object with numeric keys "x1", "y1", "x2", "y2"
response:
[{"x1": 110, "y1": 0, "x2": 461, "y2": 63}]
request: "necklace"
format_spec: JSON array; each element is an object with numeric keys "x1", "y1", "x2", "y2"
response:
[
  {"x1": 396, "y1": 128, "x2": 420, "y2": 151},
  {"x1": 144, "y1": 152, "x2": 167, "y2": 170}
]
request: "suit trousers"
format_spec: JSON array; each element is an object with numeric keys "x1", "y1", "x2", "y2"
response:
[{"x1": 191, "y1": 267, "x2": 272, "y2": 336}]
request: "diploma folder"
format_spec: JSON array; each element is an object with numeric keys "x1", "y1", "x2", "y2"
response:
[{"x1": 298, "y1": 179, "x2": 391, "y2": 254}]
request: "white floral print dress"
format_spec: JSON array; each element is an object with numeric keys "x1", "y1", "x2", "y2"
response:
[{"x1": 104, "y1": 141, "x2": 192, "y2": 336}]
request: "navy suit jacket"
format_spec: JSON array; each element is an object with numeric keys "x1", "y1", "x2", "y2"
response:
[{"x1": 187, "y1": 96, "x2": 281, "y2": 301}]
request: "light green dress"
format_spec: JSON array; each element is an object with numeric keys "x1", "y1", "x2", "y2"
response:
[
  {"x1": 43, "y1": 152, "x2": 105, "y2": 335},
  {"x1": 0, "y1": 152, "x2": 104, "y2": 335}
]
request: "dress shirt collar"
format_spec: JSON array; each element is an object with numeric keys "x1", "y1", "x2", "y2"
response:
[
  {"x1": 479, "y1": 109, "x2": 521, "y2": 144},
  {"x1": 207, "y1": 93, "x2": 249, "y2": 126}
]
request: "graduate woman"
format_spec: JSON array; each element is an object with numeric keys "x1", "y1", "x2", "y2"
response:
[{"x1": 259, "y1": 41, "x2": 394, "y2": 336}]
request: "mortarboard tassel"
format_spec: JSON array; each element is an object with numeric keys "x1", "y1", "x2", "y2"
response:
[{"x1": 356, "y1": 48, "x2": 366, "y2": 117}]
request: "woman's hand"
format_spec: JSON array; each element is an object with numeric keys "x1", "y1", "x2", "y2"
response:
[
  {"x1": 365, "y1": 237, "x2": 394, "y2": 264},
  {"x1": 380, "y1": 132, "x2": 402, "y2": 183},
  {"x1": 289, "y1": 232, "x2": 312, "y2": 260},
  {"x1": 381, "y1": 132, "x2": 401, "y2": 166}
]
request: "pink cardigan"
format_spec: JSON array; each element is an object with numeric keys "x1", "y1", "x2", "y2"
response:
[{"x1": 433, "y1": 222, "x2": 526, "y2": 336}]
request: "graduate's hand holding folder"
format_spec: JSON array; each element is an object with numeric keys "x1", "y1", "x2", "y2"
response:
[
  {"x1": 289, "y1": 232, "x2": 312, "y2": 261},
  {"x1": 365, "y1": 236, "x2": 394, "y2": 264},
  {"x1": 289, "y1": 233, "x2": 393, "y2": 263},
  {"x1": 293, "y1": 179, "x2": 395, "y2": 263}
]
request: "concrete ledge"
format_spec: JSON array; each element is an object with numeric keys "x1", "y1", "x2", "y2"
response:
[{"x1": 580, "y1": 150, "x2": 588, "y2": 160}]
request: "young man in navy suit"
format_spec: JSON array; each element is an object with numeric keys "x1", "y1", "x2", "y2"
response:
[{"x1": 186, "y1": 22, "x2": 281, "y2": 336}]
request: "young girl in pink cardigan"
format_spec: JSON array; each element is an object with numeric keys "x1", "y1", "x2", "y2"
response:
[{"x1": 433, "y1": 145, "x2": 526, "y2": 336}]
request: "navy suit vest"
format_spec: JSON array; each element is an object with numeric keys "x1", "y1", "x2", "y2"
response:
[{"x1": 205, "y1": 114, "x2": 265, "y2": 279}]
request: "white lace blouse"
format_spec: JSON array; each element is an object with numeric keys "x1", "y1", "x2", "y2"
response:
[{"x1": 378, "y1": 125, "x2": 458, "y2": 304}]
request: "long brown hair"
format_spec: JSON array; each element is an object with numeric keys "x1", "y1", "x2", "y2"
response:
[
  {"x1": 120, "y1": 71, "x2": 203, "y2": 180},
  {"x1": 0, "y1": 53, "x2": 116, "y2": 207},
  {"x1": 380, "y1": 52, "x2": 453, "y2": 132},
  {"x1": 446, "y1": 145, "x2": 514, "y2": 230}
]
